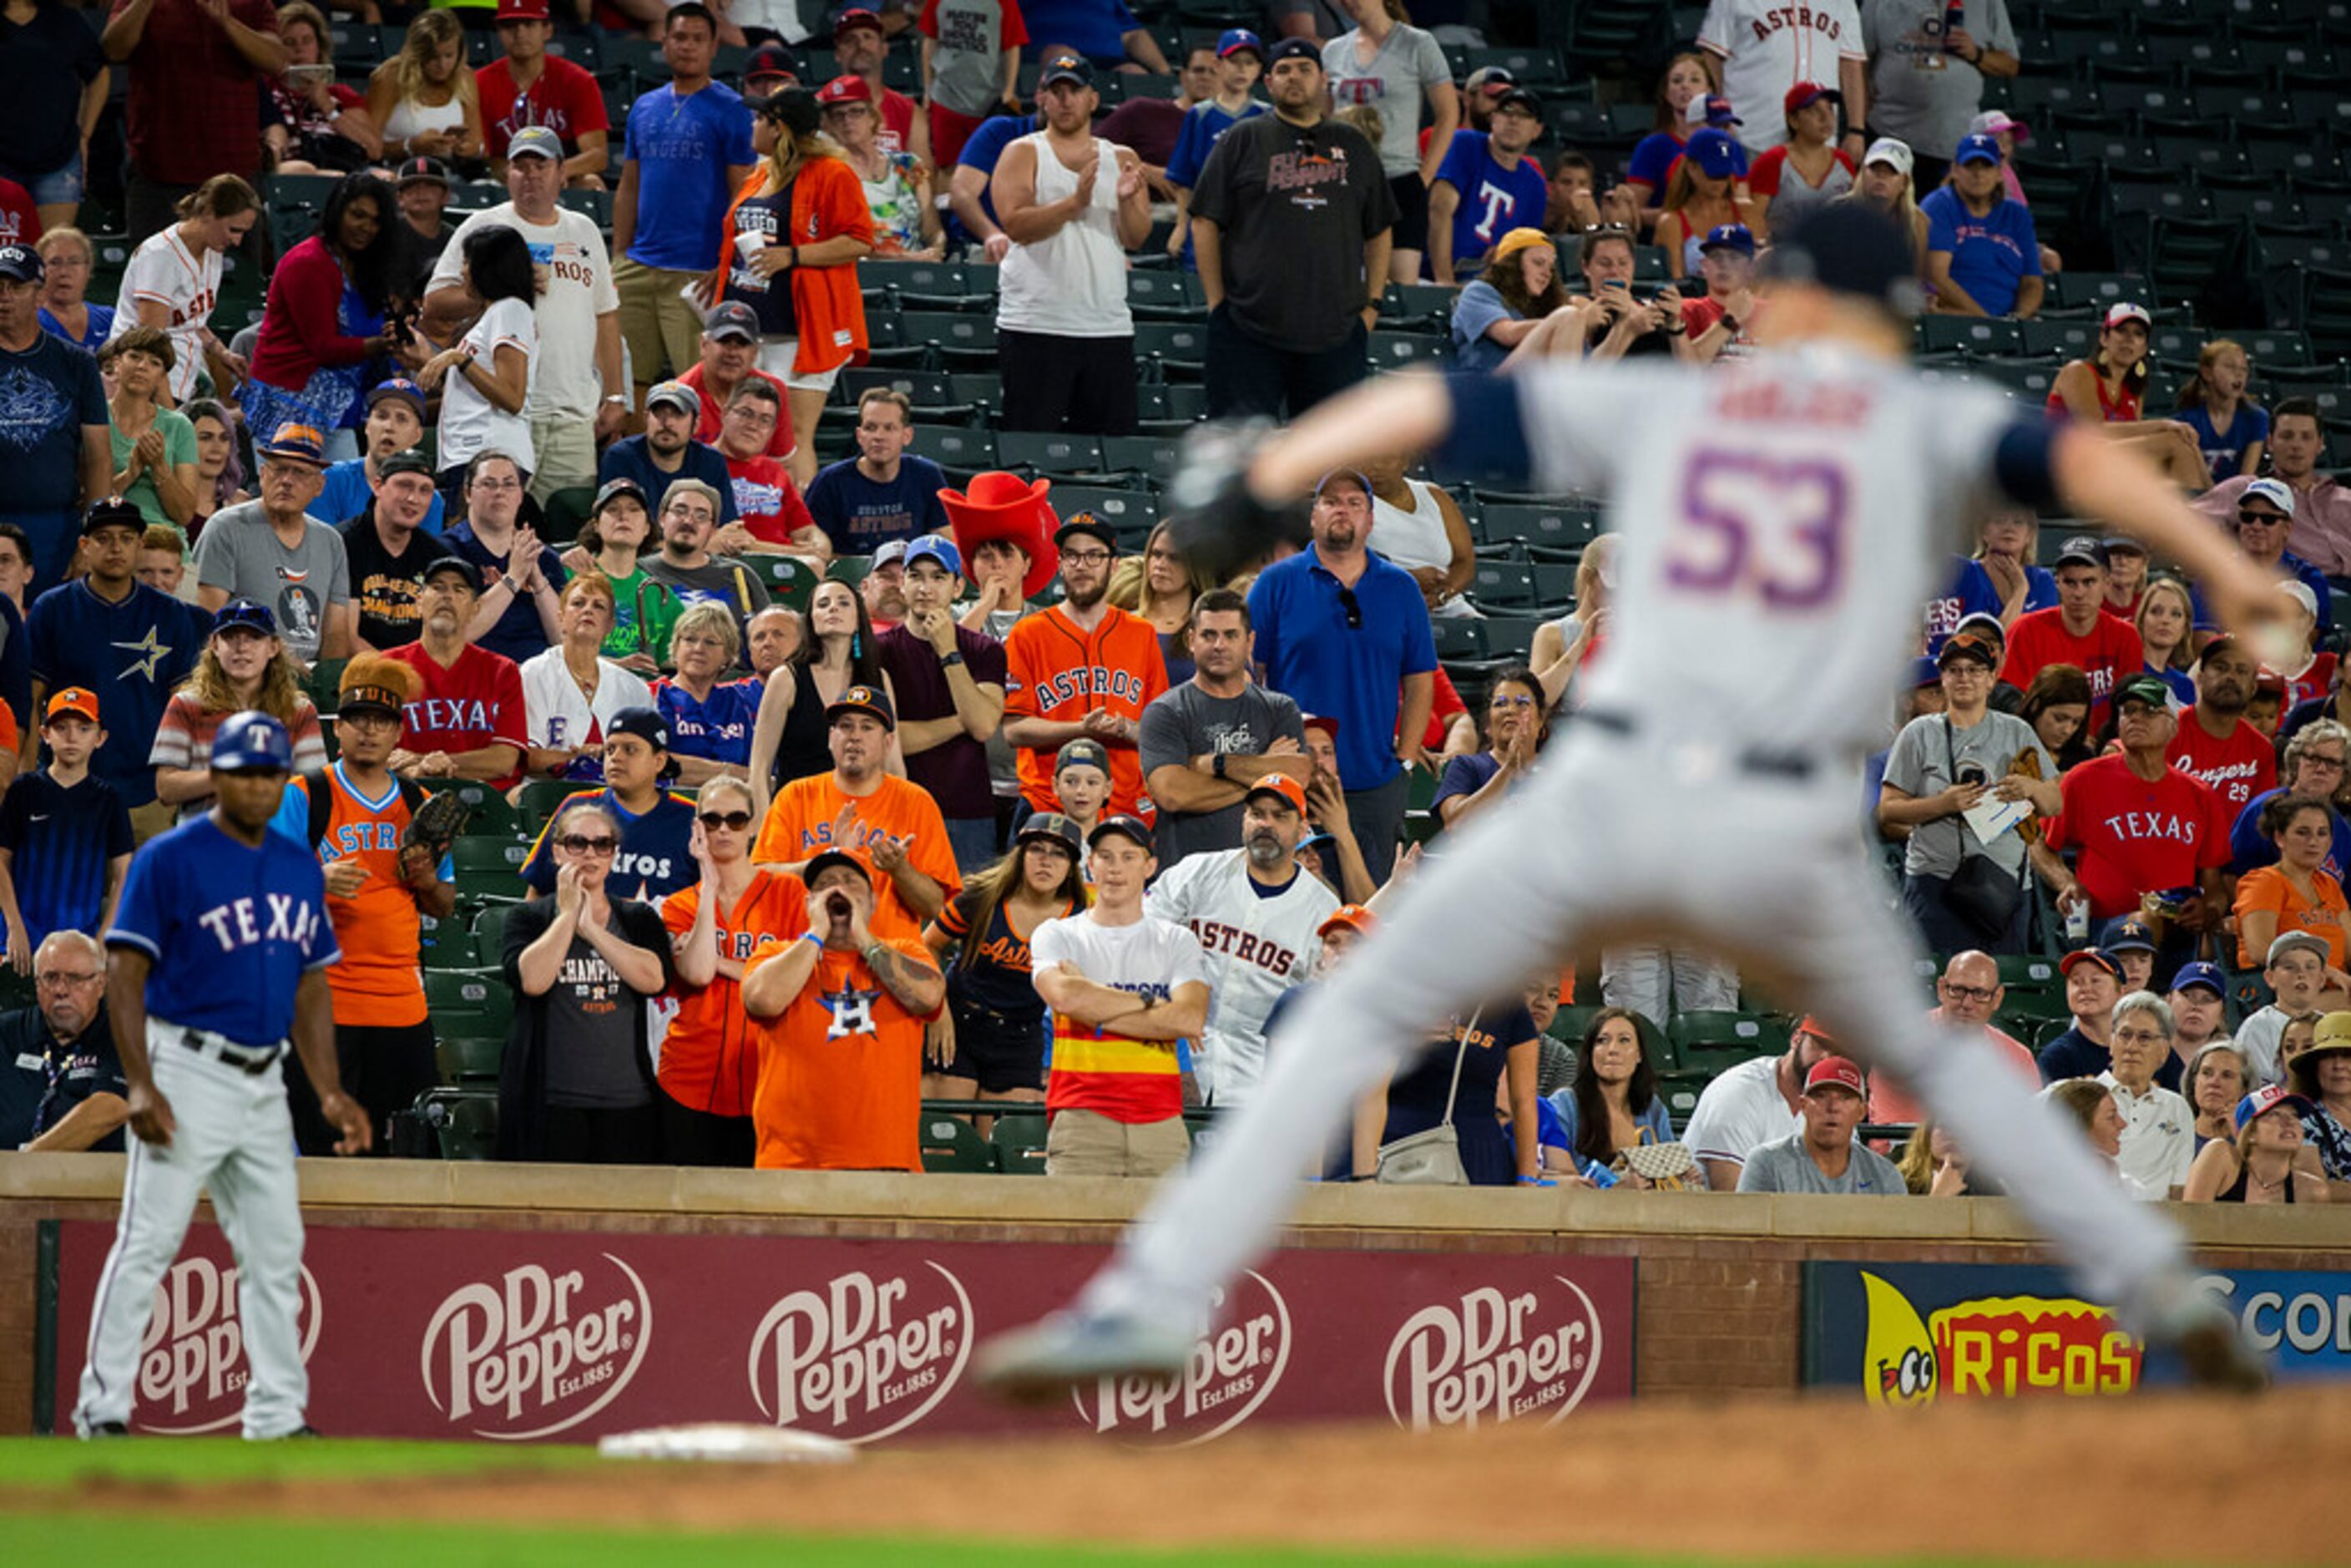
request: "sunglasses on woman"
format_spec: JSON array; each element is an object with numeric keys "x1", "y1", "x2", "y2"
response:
[
  {"x1": 559, "y1": 835, "x2": 618, "y2": 856},
  {"x1": 698, "y1": 810, "x2": 754, "y2": 831}
]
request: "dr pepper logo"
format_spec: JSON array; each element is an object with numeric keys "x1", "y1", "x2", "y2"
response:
[
  {"x1": 1069, "y1": 1271, "x2": 1291, "y2": 1447},
  {"x1": 136, "y1": 1255, "x2": 324, "y2": 1434},
  {"x1": 422, "y1": 1254, "x2": 652, "y2": 1439},
  {"x1": 747, "y1": 1262, "x2": 972, "y2": 1443},
  {"x1": 1860, "y1": 1270, "x2": 2141, "y2": 1405},
  {"x1": 1385, "y1": 1277, "x2": 1605, "y2": 1432}
]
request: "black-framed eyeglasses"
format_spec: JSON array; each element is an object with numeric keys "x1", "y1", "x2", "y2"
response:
[
  {"x1": 1940, "y1": 982, "x2": 1998, "y2": 1004},
  {"x1": 697, "y1": 810, "x2": 753, "y2": 831},
  {"x1": 559, "y1": 835, "x2": 618, "y2": 856},
  {"x1": 1337, "y1": 584, "x2": 1363, "y2": 630},
  {"x1": 1061, "y1": 547, "x2": 1113, "y2": 567}
]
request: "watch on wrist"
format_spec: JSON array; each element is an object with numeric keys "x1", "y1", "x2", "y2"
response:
[
  {"x1": 1212, "y1": 752, "x2": 1228, "y2": 780},
  {"x1": 940, "y1": 650, "x2": 965, "y2": 667}
]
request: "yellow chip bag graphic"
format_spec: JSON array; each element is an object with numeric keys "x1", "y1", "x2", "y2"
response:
[{"x1": 1861, "y1": 1270, "x2": 2141, "y2": 1405}]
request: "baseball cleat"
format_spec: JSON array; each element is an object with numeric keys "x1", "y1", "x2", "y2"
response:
[
  {"x1": 81, "y1": 1421, "x2": 129, "y2": 1438},
  {"x1": 974, "y1": 1310, "x2": 1196, "y2": 1404}
]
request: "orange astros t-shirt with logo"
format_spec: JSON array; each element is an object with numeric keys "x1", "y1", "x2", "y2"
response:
[
  {"x1": 748, "y1": 771, "x2": 961, "y2": 937},
  {"x1": 745, "y1": 933, "x2": 938, "y2": 1171},
  {"x1": 290, "y1": 765, "x2": 427, "y2": 1028},
  {"x1": 660, "y1": 867, "x2": 809, "y2": 1118},
  {"x1": 1002, "y1": 603, "x2": 1169, "y2": 816}
]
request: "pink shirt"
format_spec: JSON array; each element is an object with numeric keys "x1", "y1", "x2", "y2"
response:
[
  {"x1": 1868, "y1": 1008, "x2": 2039, "y2": 1126},
  {"x1": 2194, "y1": 471, "x2": 2351, "y2": 578}
]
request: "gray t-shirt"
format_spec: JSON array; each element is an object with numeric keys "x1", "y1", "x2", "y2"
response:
[
  {"x1": 925, "y1": 0, "x2": 1020, "y2": 117},
  {"x1": 1138, "y1": 681, "x2": 1307, "y2": 863},
  {"x1": 1861, "y1": 0, "x2": 2018, "y2": 161},
  {"x1": 1736, "y1": 1133, "x2": 1908, "y2": 1195},
  {"x1": 643, "y1": 553, "x2": 774, "y2": 624},
  {"x1": 541, "y1": 933, "x2": 653, "y2": 1110},
  {"x1": 190, "y1": 499, "x2": 351, "y2": 663},
  {"x1": 1883, "y1": 709, "x2": 2052, "y2": 879},
  {"x1": 1324, "y1": 23, "x2": 1454, "y2": 177}
]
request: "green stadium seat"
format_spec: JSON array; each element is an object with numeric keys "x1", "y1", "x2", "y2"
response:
[
  {"x1": 424, "y1": 971, "x2": 516, "y2": 1036},
  {"x1": 1126, "y1": 268, "x2": 1202, "y2": 318},
  {"x1": 989, "y1": 1113, "x2": 1050, "y2": 1173},
  {"x1": 920, "y1": 1113, "x2": 995, "y2": 1172},
  {"x1": 430, "y1": 1090, "x2": 500, "y2": 1160},
  {"x1": 1050, "y1": 485, "x2": 1157, "y2": 540},
  {"x1": 421, "y1": 925, "x2": 478, "y2": 970},
  {"x1": 899, "y1": 311, "x2": 999, "y2": 368},
  {"x1": 1669, "y1": 1009, "x2": 1788, "y2": 1069},
  {"x1": 908, "y1": 425, "x2": 999, "y2": 478},
  {"x1": 437, "y1": 1035, "x2": 503, "y2": 1084},
  {"x1": 1100, "y1": 435, "x2": 1181, "y2": 483},
  {"x1": 1133, "y1": 321, "x2": 1209, "y2": 379},
  {"x1": 997, "y1": 430, "x2": 1106, "y2": 480},
  {"x1": 421, "y1": 780, "x2": 521, "y2": 841},
  {"x1": 471, "y1": 902, "x2": 518, "y2": 964},
  {"x1": 1470, "y1": 558, "x2": 1536, "y2": 609},
  {"x1": 541, "y1": 486, "x2": 597, "y2": 544},
  {"x1": 1549, "y1": 1001, "x2": 1602, "y2": 1046},
  {"x1": 1653, "y1": 1068, "x2": 1711, "y2": 1123},
  {"x1": 1918, "y1": 316, "x2": 2025, "y2": 357}
]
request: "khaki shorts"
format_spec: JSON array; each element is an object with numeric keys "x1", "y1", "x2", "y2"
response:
[
  {"x1": 528, "y1": 411, "x2": 599, "y2": 502},
  {"x1": 1044, "y1": 1107, "x2": 1189, "y2": 1178},
  {"x1": 614, "y1": 258, "x2": 705, "y2": 391}
]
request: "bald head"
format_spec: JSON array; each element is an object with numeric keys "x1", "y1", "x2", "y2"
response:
[
  {"x1": 1937, "y1": 950, "x2": 2004, "y2": 1027},
  {"x1": 34, "y1": 930, "x2": 106, "y2": 1037}
]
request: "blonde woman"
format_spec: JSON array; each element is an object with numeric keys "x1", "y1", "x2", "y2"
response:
[
  {"x1": 655, "y1": 602, "x2": 763, "y2": 782},
  {"x1": 368, "y1": 10, "x2": 484, "y2": 167},
  {"x1": 2135, "y1": 577, "x2": 2197, "y2": 706},
  {"x1": 34, "y1": 228, "x2": 114, "y2": 351},
  {"x1": 149, "y1": 599, "x2": 327, "y2": 822},
  {"x1": 1838, "y1": 137, "x2": 1931, "y2": 279},
  {"x1": 1529, "y1": 534, "x2": 1615, "y2": 711},
  {"x1": 518, "y1": 571, "x2": 657, "y2": 786},
  {"x1": 1107, "y1": 521, "x2": 1214, "y2": 685}
]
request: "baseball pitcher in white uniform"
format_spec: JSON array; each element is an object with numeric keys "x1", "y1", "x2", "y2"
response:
[
  {"x1": 1143, "y1": 774, "x2": 1340, "y2": 1105},
  {"x1": 980, "y1": 204, "x2": 2277, "y2": 1396}
]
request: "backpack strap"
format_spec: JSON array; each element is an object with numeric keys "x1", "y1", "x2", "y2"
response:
[{"x1": 301, "y1": 766, "x2": 335, "y2": 851}]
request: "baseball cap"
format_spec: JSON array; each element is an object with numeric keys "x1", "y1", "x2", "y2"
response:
[
  {"x1": 2104, "y1": 301, "x2": 2152, "y2": 331},
  {"x1": 593, "y1": 476, "x2": 649, "y2": 516},
  {"x1": 903, "y1": 533, "x2": 963, "y2": 578},
  {"x1": 1953, "y1": 611, "x2": 2005, "y2": 646},
  {"x1": 2235, "y1": 1084, "x2": 2314, "y2": 1134},
  {"x1": 2059, "y1": 948, "x2": 2122, "y2": 980},
  {"x1": 213, "y1": 597, "x2": 279, "y2": 638},
  {"x1": 704, "y1": 300, "x2": 761, "y2": 343},
  {"x1": 1055, "y1": 737, "x2": 1111, "y2": 776},
  {"x1": 1700, "y1": 222, "x2": 1755, "y2": 256},
  {"x1": 367, "y1": 377, "x2": 426, "y2": 415},
  {"x1": 803, "y1": 847, "x2": 873, "y2": 888},
  {"x1": 743, "y1": 43, "x2": 796, "y2": 85},
  {"x1": 2169, "y1": 960, "x2": 2227, "y2": 997},
  {"x1": 2268, "y1": 929, "x2": 2331, "y2": 967},
  {"x1": 1782, "y1": 81, "x2": 1839, "y2": 116},
  {"x1": 2197, "y1": 631, "x2": 2242, "y2": 666},
  {"x1": 871, "y1": 539, "x2": 910, "y2": 569},
  {"x1": 508, "y1": 125, "x2": 564, "y2": 162},
  {"x1": 1491, "y1": 87, "x2": 1544, "y2": 119},
  {"x1": 1763, "y1": 202, "x2": 1922, "y2": 314},
  {"x1": 43, "y1": 688, "x2": 99, "y2": 726},
  {"x1": 1969, "y1": 109, "x2": 2031, "y2": 144},
  {"x1": 1266, "y1": 36, "x2": 1322, "y2": 67},
  {"x1": 832, "y1": 6, "x2": 882, "y2": 38},
  {"x1": 1954, "y1": 132, "x2": 2003, "y2": 166},
  {"x1": 336, "y1": 674, "x2": 407, "y2": 720},
  {"x1": 1686, "y1": 93, "x2": 1741, "y2": 128},
  {"x1": 1910, "y1": 655, "x2": 1943, "y2": 690},
  {"x1": 1039, "y1": 53, "x2": 1094, "y2": 90},
  {"x1": 2100, "y1": 534, "x2": 2146, "y2": 557},
  {"x1": 395, "y1": 155, "x2": 452, "y2": 189},
  {"x1": 2280, "y1": 579, "x2": 2322, "y2": 620},
  {"x1": 1686, "y1": 128, "x2": 1742, "y2": 180},
  {"x1": 1794, "y1": 1014, "x2": 1837, "y2": 1042},
  {"x1": 1216, "y1": 27, "x2": 1264, "y2": 59},
  {"x1": 2097, "y1": 916, "x2": 2156, "y2": 954},
  {"x1": 816, "y1": 73, "x2": 873, "y2": 106},
  {"x1": 1318, "y1": 903, "x2": 1378, "y2": 939},
  {"x1": 494, "y1": 0, "x2": 549, "y2": 19},
  {"x1": 1087, "y1": 814, "x2": 1154, "y2": 853},
  {"x1": 1246, "y1": 774, "x2": 1309, "y2": 816},
  {"x1": 422, "y1": 555, "x2": 486, "y2": 593},
  {"x1": 1492, "y1": 228, "x2": 1552, "y2": 265},
  {"x1": 1863, "y1": 136, "x2": 1915, "y2": 177},
  {"x1": 1935, "y1": 631, "x2": 1999, "y2": 669},
  {"x1": 606, "y1": 706, "x2": 673, "y2": 754},
  {"x1": 259, "y1": 422, "x2": 327, "y2": 466},
  {"x1": 827, "y1": 684, "x2": 896, "y2": 731},
  {"x1": 2053, "y1": 534, "x2": 2108, "y2": 569},
  {"x1": 1015, "y1": 811, "x2": 1084, "y2": 857},
  {"x1": 1463, "y1": 63, "x2": 1515, "y2": 96},
  {"x1": 2242, "y1": 477, "x2": 2296, "y2": 515},
  {"x1": 1055, "y1": 512, "x2": 1116, "y2": 551},
  {"x1": 2114, "y1": 672, "x2": 2172, "y2": 710},
  {"x1": 0, "y1": 242, "x2": 43, "y2": 285},
  {"x1": 1802, "y1": 1056, "x2": 1867, "y2": 1099},
  {"x1": 209, "y1": 711, "x2": 294, "y2": 774},
  {"x1": 1314, "y1": 468, "x2": 1373, "y2": 500},
  {"x1": 80, "y1": 498, "x2": 144, "y2": 537},
  {"x1": 645, "y1": 379, "x2": 702, "y2": 417}
]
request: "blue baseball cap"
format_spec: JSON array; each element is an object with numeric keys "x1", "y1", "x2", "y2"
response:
[
  {"x1": 1910, "y1": 655, "x2": 1942, "y2": 690},
  {"x1": 2169, "y1": 960, "x2": 2227, "y2": 998},
  {"x1": 1700, "y1": 222, "x2": 1755, "y2": 256},
  {"x1": 903, "y1": 533, "x2": 963, "y2": 578},
  {"x1": 1216, "y1": 27, "x2": 1263, "y2": 59},
  {"x1": 1954, "y1": 132, "x2": 2003, "y2": 166},
  {"x1": 212, "y1": 598, "x2": 279, "y2": 637},
  {"x1": 2097, "y1": 916, "x2": 2157, "y2": 955},
  {"x1": 1686, "y1": 129, "x2": 1741, "y2": 180},
  {"x1": 210, "y1": 711, "x2": 294, "y2": 773}
]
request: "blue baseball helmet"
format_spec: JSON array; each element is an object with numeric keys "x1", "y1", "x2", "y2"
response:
[{"x1": 210, "y1": 711, "x2": 295, "y2": 773}]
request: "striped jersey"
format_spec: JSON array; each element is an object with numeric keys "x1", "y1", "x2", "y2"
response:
[{"x1": 1030, "y1": 909, "x2": 1211, "y2": 1125}]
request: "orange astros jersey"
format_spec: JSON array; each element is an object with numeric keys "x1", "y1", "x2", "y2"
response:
[
  {"x1": 660, "y1": 868, "x2": 809, "y2": 1118},
  {"x1": 290, "y1": 765, "x2": 427, "y2": 1027},
  {"x1": 1002, "y1": 604, "x2": 1169, "y2": 817},
  {"x1": 748, "y1": 771, "x2": 961, "y2": 938},
  {"x1": 745, "y1": 933, "x2": 937, "y2": 1171}
]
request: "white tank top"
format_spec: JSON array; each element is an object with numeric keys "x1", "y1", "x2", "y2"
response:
[
  {"x1": 1372, "y1": 478, "x2": 1454, "y2": 574},
  {"x1": 384, "y1": 92, "x2": 467, "y2": 149},
  {"x1": 996, "y1": 130, "x2": 1134, "y2": 339}
]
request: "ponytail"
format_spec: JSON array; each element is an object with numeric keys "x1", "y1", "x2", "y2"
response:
[{"x1": 175, "y1": 173, "x2": 260, "y2": 224}]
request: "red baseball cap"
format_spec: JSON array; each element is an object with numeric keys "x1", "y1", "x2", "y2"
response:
[
  {"x1": 1783, "y1": 81, "x2": 1840, "y2": 116},
  {"x1": 1246, "y1": 773, "x2": 1309, "y2": 817},
  {"x1": 495, "y1": 0, "x2": 549, "y2": 18},
  {"x1": 2060, "y1": 948, "x2": 2123, "y2": 981},
  {"x1": 1301, "y1": 712, "x2": 1341, "y2": 741},
  {"x1": 1802, "y1": 1056, "x2": 1867, "y2": 1099},
  {"x1": 816, "y1": 73, "x2": 873, "y2": 106},
  {"x1": 833, "y1": 6, "x2": 883, "y2": 38}
]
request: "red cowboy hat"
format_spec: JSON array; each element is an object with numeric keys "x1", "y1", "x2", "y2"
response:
[{"x1": 939, "y1": 472, "x2": 1059, "y2": 602}]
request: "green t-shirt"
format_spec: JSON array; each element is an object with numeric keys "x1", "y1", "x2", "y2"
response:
[
  {"x1": 109, "y1": 408, "x2": 198, "y2": 533},
  {"x1": 600, "y1": 564, "x2": 652, "y2": 663}
]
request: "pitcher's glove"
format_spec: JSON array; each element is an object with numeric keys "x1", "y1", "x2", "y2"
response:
[
  {"x1": 399, "y1": 787, "x2": 470, "y2": 887},
  {"x1": 1163, "y1": 420, "x2": 1290, "y2": 583}
]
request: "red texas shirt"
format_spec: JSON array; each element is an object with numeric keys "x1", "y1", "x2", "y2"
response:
[
  {"x1": 2166, "y1": 709, "x2": 2278, "y2": 814},
  {"x1": 2045, "y1": 753, "x2": 2232, "y2": 922},
  {"x1": 2000, "y1": 606, "x2": 2144, "y2": 726}
]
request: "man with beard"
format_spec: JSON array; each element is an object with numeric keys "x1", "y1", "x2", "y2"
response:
[
  {"x1": 1140, "y1": 587, "x2": 1310, "y2": 863},
  {"x1": 875, "y1": 535, "x2": 1006, "y2": 873},
  {"x1": 599, "y1": 381, "x2": 740, "y2": 527},
  {"x1": 640, "y1": 478, "x2": 771, "y2": 661},
  {"x1": 1003, "y1": 514, "x2": 1168, "y2": 821},
  {"x1": 1142, "y1": 774, "x2": 1337, "y2": 1106},
  {"x1": 861, "y1": 539, "x2": 910, "y2": 635},
  {"x1": 2168, "y1": 635, "x2": 2278, "y2": 818},
  {"x1": 342, "y1": 449, "x2": 439, "y2": 653}
]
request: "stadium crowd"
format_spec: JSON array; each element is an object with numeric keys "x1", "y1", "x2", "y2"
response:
[{"x1": 0, "y1": 0, "x2": 2347, "y2": 1205}]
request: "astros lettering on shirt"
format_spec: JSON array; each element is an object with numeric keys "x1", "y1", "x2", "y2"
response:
[
  {"x1": 1002, "y1": 604, "x2": 1169, "y2": 816},
  {"x1": 1999, "y1": 605, "x2": 2143, "y2": 727},
  {"x1": 2166, "y1": 708, "x2": 2278, "y2": 814},
  {"x1": 106, "y1": 816, "x2": 340, "y2": 1048},
  {"x1": 2045, "y1": 753, "x2": 2232, "y2": 923},
  {"x1": 521, "y1": 787, "x2": 700, "y2": 902},
  {"x1": 272, "y1": 764, "x2": 441, "y2": 1027},
  {"x1": 748, "y1": 771, "x2": 962, "y2": 937}
]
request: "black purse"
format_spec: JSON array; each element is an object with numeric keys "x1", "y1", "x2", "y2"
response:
[{"x1": 1942, "y1": 718, "x2": 2021, "y2": 939}]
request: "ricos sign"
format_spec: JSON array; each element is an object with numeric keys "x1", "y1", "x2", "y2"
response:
[
  {"x1": 135, "y1": 1255, "x2": 323, "y2": 1434},
  {"x1": 1068, "y1": 1271, "x2": 1291, "y2": 1446},
  {"x1": 746, "y1": 1262, "x2": 973, "y2": 1443},
  {"x1": 421, "y1": 1254, "x2": 652, "y2": 1439},
  {"x1": 1383, "y1": 1277, "x2": 1606, "y2": 1431}
]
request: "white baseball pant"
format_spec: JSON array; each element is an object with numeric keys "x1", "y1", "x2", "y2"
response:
[
  {"x1": 74, "y1": 1023, "x2": 310, "y2": 1439},
  {"x1": 1084, "y1": 726, "x2": 2187, "y2": 1333}
]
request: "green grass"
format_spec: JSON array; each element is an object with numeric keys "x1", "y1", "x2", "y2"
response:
[{"x1": 0, "y1": 1434, "x2": 599, "y2": 1486}]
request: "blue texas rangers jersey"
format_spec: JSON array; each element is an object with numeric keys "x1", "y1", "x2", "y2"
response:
[{"x1": 105, "y1": 815, "x2": 340, "y2": 1047}]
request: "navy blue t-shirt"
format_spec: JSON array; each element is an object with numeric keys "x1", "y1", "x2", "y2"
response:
[
  {"x1": 519, "y1": 787, "x2": 699, "y2": 902},
  {"x1": 0, "y1": 769, "x2": 132, "y2": 951},
  {"x1": 597, "y1": 434, "x2": 741, "y2": 525},
  {"x1": 0, "y1": 1004, "x2": 127, "y2": 1151},
  {"x1": 0, "y1": 330, "x2": 106, "y2": 517},
  {"x1": 1383, "y1": 1000, "x2": 1537, "y2": 1186},
  {"x1": 803, "y1": 455, "x2": 951, "y2": 553},
  {"x1": 2179, "y1": 403, "x2": 2269, "y2": 483},
  {"x1": 955, "y1": 113, "x2": 1041, "y2": 230},
  {"x1": 28, "y1": 579, "x2": 209, "y2": 807},
  {"x1": 2036, "y1": 1024, "x2": 2111, "y2": 1084},
  {"x1": 1430, "y1": 751, "x2": 1503, "y2": 828},
  {"x1": 443, "y1": 522, "x2": 569, "y2": 665}
]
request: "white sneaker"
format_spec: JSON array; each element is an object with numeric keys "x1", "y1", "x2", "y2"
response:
[{"x1": 974, "y1": 1310, "x2": 1196, "y2": 1405}]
